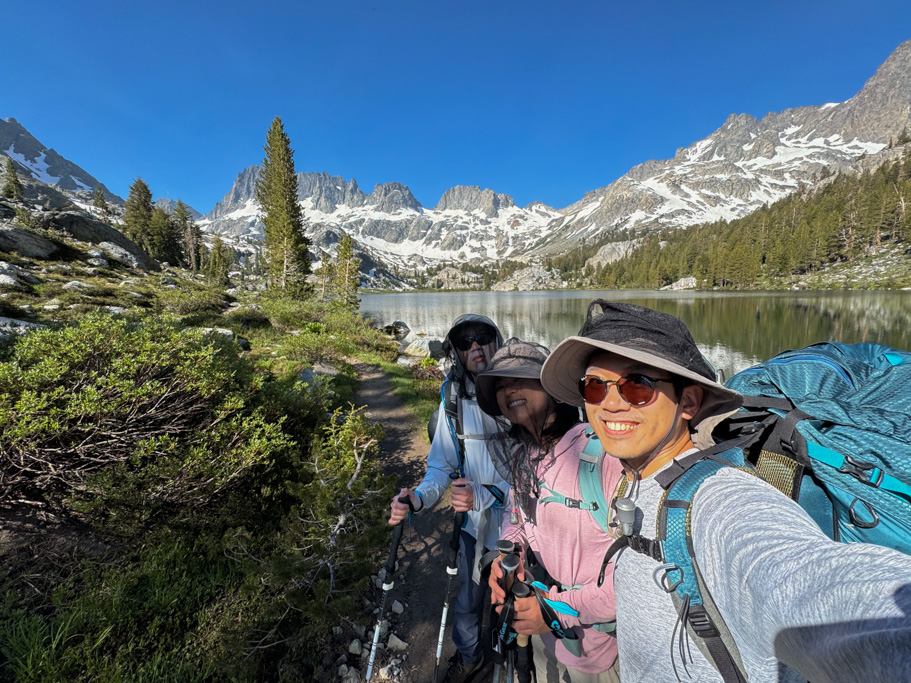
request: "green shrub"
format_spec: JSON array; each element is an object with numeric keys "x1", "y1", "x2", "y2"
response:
[
  {"x1": 222, "y1": 405, "x2": 393, "y2": 675},
  {"x1": 0, "y1": 313, "x2": 299, "y2": 532},
  {"x1": 156, "y1": 286, "x2": 225, "y2": 316},
  {"x1": 0, "y1": 309, "x2": 398, "y2": 681}
]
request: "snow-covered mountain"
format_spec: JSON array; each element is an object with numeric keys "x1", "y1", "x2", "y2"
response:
[
  {"x1": 200, "y1": 39, "x2": 911, "y2": 269},
  {"x1": 198, "y1": 168, "x2": 562, "y2": 269},
  {"x1": 533, "y1": 39, "x2": 911, "y2": 254},
  {"x1": 0, "y1": 117, "x2": 120, "y2": 202},
  {"x1": 155, "y1": 198, "x2": 204, "y2": 220}
]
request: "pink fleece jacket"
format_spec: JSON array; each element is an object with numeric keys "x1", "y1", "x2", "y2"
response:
[{"x1": 500, "y1": 422, "x2": 625, "y2": 674}]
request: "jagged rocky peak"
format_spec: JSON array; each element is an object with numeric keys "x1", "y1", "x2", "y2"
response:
[
  {"x1": 0, "y1": 117, "x2": 119, "y2": 200},
  {"x1": 207, "y1": 165, "x2": 260, "y2": 220},
  {"x1": 814, "y1": 38, "x2": 911, "y2": 143},
  {"x1": 365, "y1": 182, "x2": 422, "y2": 213},
  {"x1": 155, "y1": 198, "x2": 204, "y2": 220},
  {"x1": 298, "y1": 172, "x2": 366, "y2": 213},
  {"x1": 434, "y1": 186, "x2": 515, "y2": 218}
]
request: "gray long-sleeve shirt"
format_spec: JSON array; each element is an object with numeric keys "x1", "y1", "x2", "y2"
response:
[{"x1": 614, "y1": 464, "x2": 911, "y2": 683}]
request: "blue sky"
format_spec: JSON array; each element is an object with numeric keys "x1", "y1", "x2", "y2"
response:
[{"x1": 6, "y1": 1, "x2": 911, "y2": 213}]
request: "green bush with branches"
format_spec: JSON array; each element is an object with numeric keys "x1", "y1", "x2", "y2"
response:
[{"x1": 0, "y1": 311, "x2": 395, "y2": 681}]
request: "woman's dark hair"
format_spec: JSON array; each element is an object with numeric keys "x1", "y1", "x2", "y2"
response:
[{"x1": 505, "y1": 395, "x2": 580, "y2": 507}]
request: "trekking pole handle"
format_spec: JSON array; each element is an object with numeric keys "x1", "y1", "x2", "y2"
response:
[
  {"x1": 501, "y1": 553, "x2": 520, "y2": 595},
  {"x1": 384, "y1": 495, "x2": 411, "y2": 581},
  {"x1": 449, "y1": 470, "x2": 468, "y2": 488},
  {"x1": 496, "y1": 539, "x2": 516, "y2": 556},
  {"x1": 511, "y1": 582, "x2": 531, "y2": 647}
]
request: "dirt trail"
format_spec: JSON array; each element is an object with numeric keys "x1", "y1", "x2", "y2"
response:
[{"x1": 352, "y1": 362, "x2": 454, "y2": 682}]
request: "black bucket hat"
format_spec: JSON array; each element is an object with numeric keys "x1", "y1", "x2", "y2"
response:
[
  {"x1": 540, "y1": 300, "x2": 742, "y2": 432},
  {"x1": 475, "y1": 339, "x2": 550, "y2": 417}
]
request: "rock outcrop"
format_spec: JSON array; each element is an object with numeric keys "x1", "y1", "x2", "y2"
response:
[{"x1": 35, "y1": 212, "x2": 159, "y2": 271}]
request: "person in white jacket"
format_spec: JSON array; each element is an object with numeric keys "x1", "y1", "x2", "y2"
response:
[{"x1": 389, "y1": 314, "x2": 509, "y2": 682}]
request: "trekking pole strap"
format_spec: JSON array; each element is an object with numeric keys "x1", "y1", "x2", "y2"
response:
[{"x1": 528, "y1": 581, "x2": 581, "y2": 655}]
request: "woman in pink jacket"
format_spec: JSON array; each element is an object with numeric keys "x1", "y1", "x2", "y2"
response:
[{"x1": 477, "y1": 339, "x2": 624, "y2": 682}]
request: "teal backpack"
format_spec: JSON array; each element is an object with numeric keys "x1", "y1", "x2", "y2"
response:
[{"x1": 601, "y1": 342, "x2": 911, "y2": 682}]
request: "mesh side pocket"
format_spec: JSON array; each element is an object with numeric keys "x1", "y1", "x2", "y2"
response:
[{"x1": 756, "y1": 450, "x2": 800, "y2": 499}]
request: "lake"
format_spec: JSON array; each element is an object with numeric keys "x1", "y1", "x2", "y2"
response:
[{"x1": 361, "y1": 290, "x2": 911, "y2": 378}]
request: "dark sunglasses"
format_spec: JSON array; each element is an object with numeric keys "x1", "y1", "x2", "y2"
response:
[
  {"x1": 454, "y1": 331, "x2": 495, "y2": 351},
  {"x1": 578, "y1": 373, "x2": 673, "y2": 406}
]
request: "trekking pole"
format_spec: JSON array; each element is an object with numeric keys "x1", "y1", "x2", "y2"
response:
[
  {"x1": 511, "y1": 582, "x2": 532, "y2": 683},
  {"x1": 500, "y1": 553, "x2": 521, "y2": 683},
  {"x1": 432, "y1": 473, "x2": 467, "y2": 683},
  {"x1": 492, "y1": 541, "x2": 517, "y2": 683},
  {"x1": 367, "y1": 495, "x2": 411, "y2": 681}
]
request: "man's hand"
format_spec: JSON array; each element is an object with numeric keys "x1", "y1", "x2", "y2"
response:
[
  {"x1": 388, "y1": 488, "x2": 417, "y2": 525},
  {"x1": 450, "y1": 478, "x2": 474, "y2": 512}
]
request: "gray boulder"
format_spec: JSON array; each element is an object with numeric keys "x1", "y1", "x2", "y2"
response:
[
  {"x1": 0, "y1": 261, "x2": 40, "y2": 285},
  {"x1": 0, "y1": 226, "x2": 61, "y2": 259},
  {"x1": 199, "y1": 327, "x2": 234, "y2": 339},
  {"x1": 428, "y1": 339, "x2": 445, "y2": 359},
  {"x1": 313, "y1": 360, "x2": 339, "y2": 376},
  {"x1": 0, "y1": 273, "x2": 23, "y2": 289},
  {"x1": 97, "y1": 241, "x2": 148, "y2": 270},
  {"x1": 383, "y1": 320, "x2": 411, "y2": 340},
  {"x1": 661, "y1": 276, "x2": 698, "y2": 291},
  {"x1": 403, "y1": 339, "x2": 431, "y2": 357},
  {"x1": 403, "y1": 337, "x2": 445, "y2": 359},
  {"x1": 0, "y1": 317, "x2": 45, "y2": 339},
  {"x1": 386, "y1": 633, "x2": 408, "y2": 652},
  {"x1": 34, "y1": 211, "x2": 159, "y2": 271}
]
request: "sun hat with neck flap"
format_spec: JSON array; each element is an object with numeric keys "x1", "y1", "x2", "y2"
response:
[
  {"x1": 475, "y1": 338, "x2": 551, "y2": 417},
  {"x1": 540, "y1": 300, "x2": 742, "y2": 444}
]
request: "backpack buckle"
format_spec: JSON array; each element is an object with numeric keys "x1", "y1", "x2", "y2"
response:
[
  {"x1": 838, "y1": 456, "x2": 884, "y2": 487},
  {"x1": 652, "y1": 563, "x2": 683, "y2": 593},
  {"x1": 687, "y1": 606, "x2": 721, "y2": 638},
  {"x1": 564, "y1": 497, "x2": 582, "y2": 509}
]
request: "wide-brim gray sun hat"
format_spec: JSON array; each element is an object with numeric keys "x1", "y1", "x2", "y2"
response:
[
  {"x1": 540, "y1": 300, "x2": 742, "y2": 432},
  {"x1": 476, "y1": 339, "x2": 550, "y2": 417}
]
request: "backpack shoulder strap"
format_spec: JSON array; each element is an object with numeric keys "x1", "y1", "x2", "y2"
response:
[
  {"x1": 578, "y1": 426, "x2": 611, "y2": 534},
  {"x1": 533, "y1": 427, "x2": 611, "y2": 534},
  {"x1": 655, "y1": 446, "x2": 751, "y2": 683},
  {"x1": 441, "y1": 377, "x2": 466, "y2": 475}
]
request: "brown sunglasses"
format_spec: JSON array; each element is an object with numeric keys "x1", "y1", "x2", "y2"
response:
[{"x1": 578, "y1": 373, "x2": 673, "y2": 406}]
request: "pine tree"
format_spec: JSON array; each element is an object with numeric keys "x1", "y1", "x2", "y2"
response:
[
  {"x1": 255, "y1": 117, "x2": 311, "y2": 295},
  {"x1": 205, "y1": 235, "x2": 231, "y2": 286},
  {"x1": 2, "y1": 157, "x2": 24, "y2": 201},
  {"x1": 148, "y1": 206, "x2": 182, "y2": 264},
  {"x1": 123, "y1": 178, "x2": 154, "y2": 252},
  {"x1": 331, "y1": 234, "x2": 361, "y2": 310},
  {"x1": 173, "y1": 200, "x2": 202, "y2": 272},
  {"x1": 92, "y1": 186, "x2": 110, "y2": 217}
]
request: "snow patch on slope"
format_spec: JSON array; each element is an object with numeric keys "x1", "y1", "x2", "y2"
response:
[{"x1": 4, "y1": 145, "x2": 61, "y2": 184}]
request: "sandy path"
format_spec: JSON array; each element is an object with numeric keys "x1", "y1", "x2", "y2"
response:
[{"x1": 352, "y1": 362, "x2": 455, "y2": 682}]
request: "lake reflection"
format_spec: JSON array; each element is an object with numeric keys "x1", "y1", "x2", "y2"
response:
[{"x1": 361, "y1": 290, "x2": 911, "y2": 377}]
